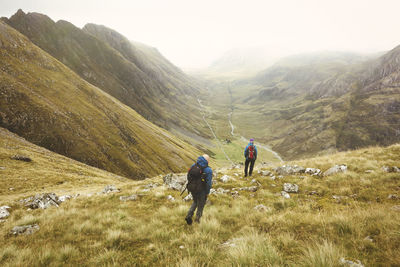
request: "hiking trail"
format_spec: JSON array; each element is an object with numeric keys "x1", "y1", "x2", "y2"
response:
[
  {"x1": 197, "y1": 98, "x2": 234, "y2": 164},
  {"x1": 227, "y1": 87, "x2": 284, "y2": 163}
]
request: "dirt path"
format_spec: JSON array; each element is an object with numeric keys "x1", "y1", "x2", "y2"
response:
[{"x1": 197, "y1": 98, "x2": 234, "y2": 164}]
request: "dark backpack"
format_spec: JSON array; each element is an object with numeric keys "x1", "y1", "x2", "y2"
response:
[
  {"x1": 187, "y1": 163, "x2": 206, "y2": 194},
  {"x1": 249, "y1": 145, "x2": 255, "y2": 159}
]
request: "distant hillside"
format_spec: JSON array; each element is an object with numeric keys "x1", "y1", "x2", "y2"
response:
[
  {"x1": 0, "y1": 20, "x2": 201, "y2": 178},
  {"x1": 224, "y1": 50, "x2": 400, "y2": 159},
  {"x1": 3, "y1": 10, "x2": 209, "y2": 142}
]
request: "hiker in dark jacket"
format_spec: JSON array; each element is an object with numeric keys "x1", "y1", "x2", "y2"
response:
[
  {"x1": 244, "y1": 138, "x2": 258, "y2": 177},
  {"x1": 185, "y1": 154, "x2": 212, "y2": 225}
]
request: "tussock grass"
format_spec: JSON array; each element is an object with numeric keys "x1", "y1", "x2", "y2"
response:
[{"x1": 0, "y1": 143, "x2": 399, "y2": 265}]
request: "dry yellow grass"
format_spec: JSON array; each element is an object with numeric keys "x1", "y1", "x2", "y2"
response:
[{"x1": 1, "y1": 131, "x2": 399, "y2": 266}]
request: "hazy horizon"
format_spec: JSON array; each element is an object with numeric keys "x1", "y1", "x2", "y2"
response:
[{"x1": 2, "y1": 0, "x2": 400, "y2": 69}]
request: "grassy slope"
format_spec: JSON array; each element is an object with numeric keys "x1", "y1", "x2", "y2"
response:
[
  {"x1": 0, "y1": 20, "x2": 201, "y2": 178},
  {"x1": 1, "y1": 134, "x2": 399, "y2": 265},
  {"x1": 4, "y1": 10, "x2": 210, "y2": 144},
  {"x1": 0, "y1": 127, "x2": 131, "y2": 203}
]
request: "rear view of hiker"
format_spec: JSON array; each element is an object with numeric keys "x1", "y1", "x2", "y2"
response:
[
  {"x1": 244, "y1": 138, "x2": 257, "y2": 177},
  {"x1": 185, "y1": 154, "x2": 212, "y2": 225}
]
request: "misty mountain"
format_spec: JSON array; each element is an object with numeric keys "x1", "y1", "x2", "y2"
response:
[
  {"x1": 0, "y1": 20, "x2": 200, "y2": 178},
  {"x1": 228, "y1": 50, "x2": 399, "y2": 159},
  {"x1": 3, "y1": 9, "x2": 209, "y2": 142}
]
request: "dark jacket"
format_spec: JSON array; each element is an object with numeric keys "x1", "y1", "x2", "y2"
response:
[
  {"x1": 244, "y1": 143, "x2": 258, "y2": 160},
  {"x1": 192, "y1": 156, "x2": 213, "y2": 194}
]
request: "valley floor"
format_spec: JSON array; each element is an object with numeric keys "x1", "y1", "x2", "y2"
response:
[{"x1": 1, "y1": 128, "x2": 399, "y2": 266}]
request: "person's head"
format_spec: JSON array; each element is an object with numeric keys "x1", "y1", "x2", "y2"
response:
[
  {"x1": 202, "y1": 154, "x2": 210, "y2": 162},
  {"x1": 250, "y1": 138, "x2": 254, "y2": 144}
]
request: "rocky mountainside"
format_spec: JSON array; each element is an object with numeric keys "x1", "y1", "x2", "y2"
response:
[
  {"x1": 3, "y1": 10, "x2": 209, "y2": 142},
  {"x1": 223, "y1": 50, "x2": 399, "y2": 159},
  {"x1": 0, "y1": 20, "x2": 201, "y2": 178}
]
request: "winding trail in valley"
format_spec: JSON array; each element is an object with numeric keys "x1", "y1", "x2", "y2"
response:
[
  {"x1": 197, "y1": 98, "x2": 234, "y2": 164},
  {"x1": 227, "y1": 88, "x2": 284, "y2": 163}
]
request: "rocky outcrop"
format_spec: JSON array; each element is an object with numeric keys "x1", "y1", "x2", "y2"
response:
[
  {"x1": 20, "y1": 193, "x2": 61, "y2": 209},
  {"x1": 102, "y1": 185, "x2": 121, "y2": 194},
  {"x1": 283, "y1": 183, "x2": 299, "y2": 193},
  {"x1": 305, "y1": 168, "x2": 322, "y2": 176},
  {"x1": 382, "y1": 166, "x2": 400, "y2": 173},
  {"x1": 0, "y1": 206, "x2": 11, "y2": 219},
  {"x1": 163, "y1": 173, "x2": 186, "y2": 191},
  {"x1": 275, "y1": 165, "x2": 305, "y2": 175},
  {"x1": 324, "y1": 164, "x2": 347, "y2": 176},
  {"x1": 10, "y1": 224, "x2": 40, "y2": 235}
]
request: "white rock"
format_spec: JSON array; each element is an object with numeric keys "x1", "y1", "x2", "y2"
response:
[
  {"x1": 281, "y1": 191, "x2": 290, "y2": 199},
  {"x1": 270, "y1": 176, "x2": 276, "y2": 180},
  {"x1": 167, "y1": 195, "x2": 175, "y2": 202},
  {"x1": 10, "y1": 224, "x2": 40, "y2": 235},
  {"x1": 59, "y1": 195, "x2": 72, "y2": 202},
  {"x1": 339, "y1": 257, "x2": 364, "y2": 267},
  {"x1": 183, "y1": 194, "x2": 193, "y2": 201},
  {"x1": 163, "y1": 173, "x2": 186, "y2": 191},
  {"x1": 0, "y1": 206, "x2": 11, "y2": 219},
  {"x1": 179, "y1": 245, "x2": 185, "y2": 249},
  {"x1": 102, "y1": 185, "x2": 120, "y2": 194},
  {"x1": 283, "y1": 183, "x2": 299, "y2": 193},
  {"x1": 324, "y1": 164, "x2": 347, "y2": 176},
  {"x1": 260, "y1": 170, "x2": 272, "y2": 176},
  {"x1": 220, "y1": 175, "x2": 231, "y2": 183},
  {"x1": 305, "y1": 168, "x2": 322, "y2": 176}
]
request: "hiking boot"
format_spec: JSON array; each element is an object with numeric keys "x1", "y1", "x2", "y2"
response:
[
  {"x1": 244, "y1": 174, "x2": 248, "y2": 177},
  {"x1": 185, "y1": 216, "x2": 193, "y2": 225},
  {"x1": 195, "y1": 217, "x2": 201, "y2": 223}
]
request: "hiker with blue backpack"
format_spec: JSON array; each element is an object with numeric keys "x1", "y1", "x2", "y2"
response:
[
  {"x1": 244, "y1": 138, "x2": 257, "y2": 177},
  {"x1": 184, "y1": 154, "x2": 213, "y2": 225}
]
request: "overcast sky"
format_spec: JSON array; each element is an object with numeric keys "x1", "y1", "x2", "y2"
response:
[{"x1": 1, "y1": 0, "x2": 400, "y2": 68}]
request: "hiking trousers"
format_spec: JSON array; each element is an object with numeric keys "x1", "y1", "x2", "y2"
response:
[
  {"x1": 186, "y1": 190, "x2": 207, "y2": 222},
  {"x1": 245, "y1": 158, "x2": 256, "y2": 176}
]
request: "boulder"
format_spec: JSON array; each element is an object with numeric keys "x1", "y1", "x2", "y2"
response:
[
  {"x1": 183, "y1": 194, "x2": 193, "y2": 201},
  {"x1": 388, "y1": 194, "x2": 399, "y2": 200},
  {"x1": 119, "y1": 194, "x2": 138, "y2": 201},
  {"x1": 275, "y1": 165, "x2": 305, "y2": 176},
  {"x1": 339, "y1": 258, "x2": 364, "y2": 267},
  {"x1": 0, "y1": 206, "x2": 11, "y2": 219},
  {"x1": 283, "y1": 183, "x2": 299, "y2": 193},
  {"x1": 323, "y1": 164, "x2": 347, "y2": 176},
  {"x1": 220, "y1": 175, "x2": 231, "y2": 183},
  {"x1": 59, "y1": 195, "x2": 72, "y2": 202},
  {"x1": 281, "y1": 191, "x2": 290, "y2": 199},
  {"x1": 305, "y1": 168, "x2": 322, "y2": 176},
  {"x1": 253, "y1": 204, "x2": 271, "y2": 212},
  {"x1": 10, "y1": 224, "x2": 40, "y2": 235},
  {"x1": 260, "y1": 170, "x2": 272, "y2": 176},
  {"x1": 20, "y1": 193, "x2": 61, "y2": 209},
  {"x1": 163, "y1": 173, "x2": 186, "y2": 191},
  {"x1": 210, "y1": 188, "x2": 230, "y2": 195},
  {"x1": 102, "y1": 185, "x2": 120, "y2": 194},
  {"x1": 382, "y1": 166, "x2": 400, "y2": 173}
]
